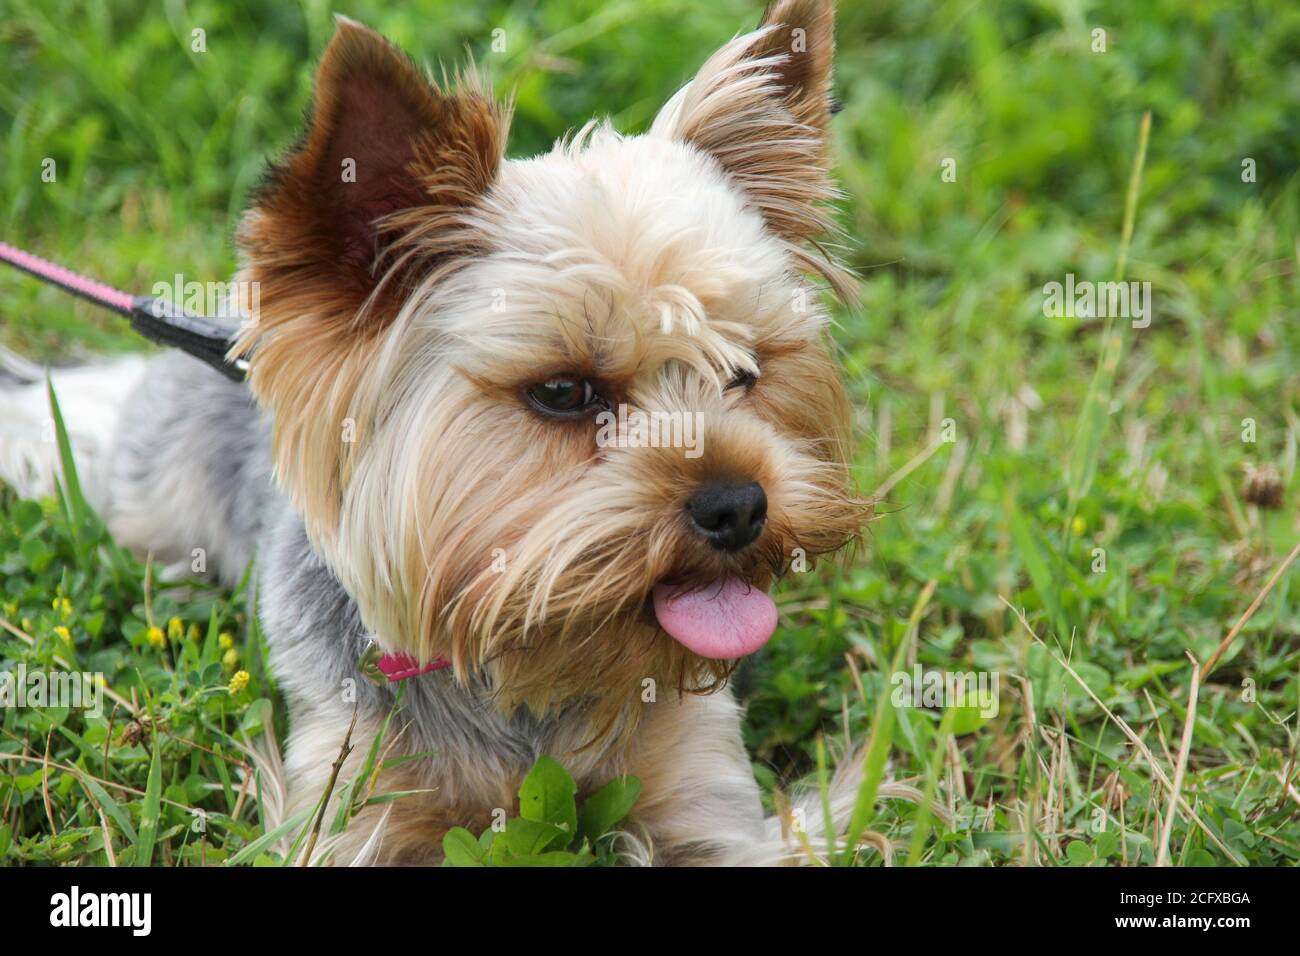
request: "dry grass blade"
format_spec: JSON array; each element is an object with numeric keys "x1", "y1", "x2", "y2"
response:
[
  {"x1": 1156, "y1": 652, "x2": 1201, "y2": 866},
  {"x1": 97, "y1": 805, "x2": 118, "y2": 867},
  {"x1": 299, "y1": 708, "x2": 359, "y2": 866},
  {"x1": 1200, "y1": 539, "x2": 1300, "y2": 681},
  {"x1": 874, "y1": 435, "x2": 945, "y2": 501},
  {"x1": 42, "y1": 729, "x2": 58, "y2": 836},
  {"x1": 0, "y1": 752, "x2": 198, "y2": 812},
  {"x1": 1000, "y1": 597, "x2": 1244, "y2": 865},
  {"x1": 772, "y1": 788, "x2": 823, "y2": 866},
  {"x1": 1277, "y1": 773, "x2": 1300, "y2": 809}
]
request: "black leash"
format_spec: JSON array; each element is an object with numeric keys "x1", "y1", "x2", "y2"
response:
[{"x1": 0, "y1": 241, "x2": 247, "y2": 382}]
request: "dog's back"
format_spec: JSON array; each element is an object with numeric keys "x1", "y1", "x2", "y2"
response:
[{"x1": 0, "y1": 348, "x2": 272, "y2": 589}]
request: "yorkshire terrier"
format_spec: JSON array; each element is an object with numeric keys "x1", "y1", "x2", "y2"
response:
[{"x1": 2, "y1": 0, "x2": 873, "y2": 864}]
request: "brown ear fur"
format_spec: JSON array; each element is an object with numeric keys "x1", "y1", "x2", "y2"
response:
[
  {"x1": 652, "y1": 0, "x2": 852, "y2": 297},
  {"x1": 238, "y1": 16, "x2": 507, "y2": 330},
  {"x1": 233, "y1": 17, "x2": 509, "y2": 539},
  {"x1": 752, "y1": 0, "x2": 836, "y2": 136}
]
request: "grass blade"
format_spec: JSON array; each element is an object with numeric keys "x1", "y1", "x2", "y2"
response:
[
  {"x1": 840, "y1": 580, "x2": 935, "y2": 864},
  {"x1": 134, "y1": 736, "x2": 163, "y2": 866},
  {"x1": 1065, "y1": 110, "x2": 1152, "y2": 513},
  {"x1": 906, "y1": 707, "x2": 956, "y2": 866},
  {"x1": 44, "y1": 374, "x2": 90, "y2": 530},
  {"x1": 224, "y1": 807, "x2": 315, "y2": 866},
  {"x1": 76, "y1": 772, "x2": 138, "y2": 844}
]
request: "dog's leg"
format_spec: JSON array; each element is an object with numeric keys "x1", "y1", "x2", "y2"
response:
[
  {"x1": 626, "y1": 691, "x2": 887, "y2": 866},
  {"x1": 623, "y1": 689, "x2": 768, "y2": 865},
  {"x1": 278, "y1": 700, "x2": 501, "y2": 866},
  {"x1": 276, "y1": 704, "x2": 407, "y2": 866}
]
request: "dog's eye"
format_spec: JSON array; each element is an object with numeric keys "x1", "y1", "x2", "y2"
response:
[
  {"x1": 526, "y1": 376, "x2": 603, "y2": 416},
  {"x1": 726, "y1": 370, "x2": 758, "y2": 392}
]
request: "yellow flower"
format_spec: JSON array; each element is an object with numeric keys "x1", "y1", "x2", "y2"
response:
[
  {"x1": 167, "y1": 616, "x2": 184, "y2": 640},
  {"x1": 21, "y1": 617, "x2": 33, "y2": 632},
  {"x1": 222, "y1": 647, "x2": 239, "y2": 669},
  {"x1": 218, "y1": 631, "x2": 234, "y2": 650},
  {"x1": 228, "y1": 670, "x2": 250, "y2": 694},
  {"x1": 146, "y1": 626, "x2": 166, "y2": 648},
  {"x1": 53, "y1": 597, "x2": 73, "y2": 620},
  {"x1": 53, "y1": 625, "x2": 71, "y2": 643},
  {"x1": 1071, "y1": 516, "x2": 1087, "y2": 536},
  {"x1": 187, "y1": 624, "x2": 201, "y2": 641}
]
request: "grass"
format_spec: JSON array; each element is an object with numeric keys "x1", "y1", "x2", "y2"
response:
[{"x1": 2, "y1": 0, "x2": 1299, "y2": 866}]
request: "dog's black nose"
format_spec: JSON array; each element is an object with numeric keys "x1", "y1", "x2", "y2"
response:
[{"x1": 686, "y1": 481, "x2": 767, "y2": 552}]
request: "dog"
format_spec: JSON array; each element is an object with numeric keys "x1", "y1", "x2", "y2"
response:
[{"x1": 1, "y1": 0, "x2": 875, "y2": 864}]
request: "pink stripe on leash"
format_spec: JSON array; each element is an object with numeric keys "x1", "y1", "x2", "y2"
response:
[
  {"x1": 0, "y1": 241, "x2": 135, "y2": 313},
  {"x1": 376, "y1": 652, "x2": 452, "y2": 682}
]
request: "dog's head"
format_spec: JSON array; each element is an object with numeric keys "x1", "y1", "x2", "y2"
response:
[{"x1": 235, "y1": 0, "x2": 869, "y2": 722}]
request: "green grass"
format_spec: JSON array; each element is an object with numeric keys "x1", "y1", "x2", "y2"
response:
[{"x1": 2, "y1": 0, "x2": 1299, "y2": 866}]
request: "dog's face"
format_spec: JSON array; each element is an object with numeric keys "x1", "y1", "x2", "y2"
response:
[{"x1": 235, "y1": 0, "x2": 868, "y2": 722}]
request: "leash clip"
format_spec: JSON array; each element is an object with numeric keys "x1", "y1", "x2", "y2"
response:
[{"x1": 358, "y1": 640, "x2": 389, "y2": 686}]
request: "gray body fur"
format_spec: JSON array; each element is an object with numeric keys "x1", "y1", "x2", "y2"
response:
[{"x1": 111, "y1": 352, "x2": 599, "y2": 798}]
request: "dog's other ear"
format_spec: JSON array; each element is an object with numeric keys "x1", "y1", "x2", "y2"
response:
[
  {"x1": 651, "y1": 0, "x2": 851, "y2": 295},
  {"x1": 748, "y1": 0, "x2": 837, "y2": 135},
  {"x1": 240, "y1": 16, "x2": 508, "y2": 332}
]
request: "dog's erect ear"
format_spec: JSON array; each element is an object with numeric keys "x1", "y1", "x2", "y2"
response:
[
  {"x1": 747, "y1": 0, "x2": 837, "y2": 135},
  {"x1": 651, "y1": 0, "x2": 850, "y2": 294},
  {"x1": 239, "y1": 16, "x2": 508, "y2": 331},
  {"x1": 233, "y1": 18, "x2": 509, "y2": 545}
]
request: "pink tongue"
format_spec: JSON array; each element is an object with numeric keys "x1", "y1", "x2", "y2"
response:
[{"x1": 652, "y1": 577, "x2": 778, "y2": 659}]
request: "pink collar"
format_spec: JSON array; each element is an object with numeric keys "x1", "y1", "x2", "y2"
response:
[
  {"x1": 377, "y1": 651, "x2": 451, "y2": 682},
  {"x1": 360, "y1": 643, "x2": 452, "y2": 684}
]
